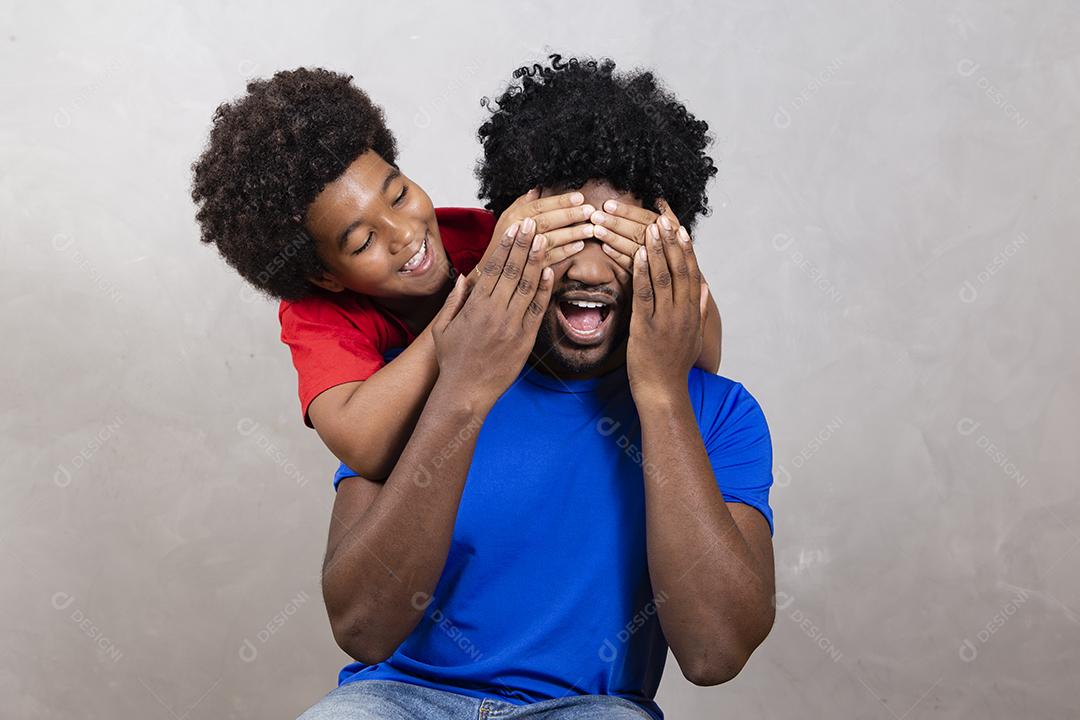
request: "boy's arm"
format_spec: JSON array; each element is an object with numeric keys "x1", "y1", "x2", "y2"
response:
[
  {"x1": 307, "y1": 190, "x2": 594, "y2": 480},
  {"x1": 307, "y1": 328, "x2": 439, "y2": 481}
]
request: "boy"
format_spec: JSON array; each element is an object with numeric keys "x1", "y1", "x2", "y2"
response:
[{"x1": 191, "y1": 66, "x2": 720, "y2": 479}]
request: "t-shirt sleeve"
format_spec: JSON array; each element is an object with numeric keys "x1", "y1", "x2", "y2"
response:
[
  {"x1": 435, "y1": 207, "x2": 497, "y2": 277},
  {"x1": 333, "y1": 461, "x2": 361, "y2": 490},
  {"x1": 279, "y1": 297, "x2": 396, "y2": 427},
  {"x1": 691, "y1": 372, "x2": 776, "y2": 535}
]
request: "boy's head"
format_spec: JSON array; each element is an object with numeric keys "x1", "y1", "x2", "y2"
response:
[
  {"x1": 475, "y1": 54, "x2": 717, "y2": 376},
  {"x1": 192, "y1": 67, "x2": 449, "y2": 301}
]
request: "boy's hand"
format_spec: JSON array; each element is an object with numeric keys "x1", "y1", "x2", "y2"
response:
[
  {"x1": 470, "y1": 188, "x2": 594, "y2": 287},
  {"x1": 626, "y1": 219, "x2": 704, "y2": 407},
  {"x1": 433, "y1": 217, "x2": 554, "y2": 406}
]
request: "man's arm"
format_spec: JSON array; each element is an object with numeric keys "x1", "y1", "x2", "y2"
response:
[
  {"x1": 627, "y1": 219, "x2": 774, "y2": 685},
  {"x1": 322, "y1": 378, "x2": 493, "y2": 663},
  {"x1": 637, "y1": 393, "x2": 774, "y2": 684},
  {"x1": 308, "y1": 190, "x2": 593, "y2": 481},
  {"x1": 321, "y1": 218, "x2": 555, "y2": 663}
]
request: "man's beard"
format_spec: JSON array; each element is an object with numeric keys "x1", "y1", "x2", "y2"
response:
[{"x1": 529, "y1": 305, "x2": 630, "y2": 376}]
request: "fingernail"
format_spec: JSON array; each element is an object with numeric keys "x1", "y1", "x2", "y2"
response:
[
  {"x1": 636, "y1": 246, "x2": 647, "y2": 263},
  {"x1": 604, "y1": 200, "x2": 617, "y2": 212},
  {"x1": 522, "y1": 217, "x2": 534, "y2": 233},
  {"x1": 571, "y1": 241, "x2": 585, "y2": 252},
  {"x1": 679, "y1": 227, "x2": 691, "y2": 243},
  {"x1": 507, "y1": 222, "x2": 520, "y2": 237},
  {"x1": 582, "y1": 205, "x2": 595, "y2": 219},
  {"x1": 542, "y1": 267, "x2": 553, "y2": 280},
  {"x1": 531, "y1": 234, "x2": 544, "y2": 252},
  {"x1": 570, "y1": 192, "x2": 584, "y2": 204},
  {"x1": 649, "y1": 224, "x2": 660, "y2": 240},
  {"x1": 591, "y1": 211, "x2": 605, "y2": 224},
  {"x1": 593, "y1": 225, "x2": 606, "y2": 238},
  {"x1": 659, "y1": 215, "x2": 672, "y2": 231}
]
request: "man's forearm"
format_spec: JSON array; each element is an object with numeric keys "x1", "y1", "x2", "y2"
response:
[
  {"x1": 321, "y1": 378, "x2": 492, "y2": 663},
  {"x1": 638, "y1": 387, "x2": 774, "y2": 684}
]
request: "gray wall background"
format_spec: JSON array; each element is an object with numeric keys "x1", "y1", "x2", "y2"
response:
[{"x1": 2, "y1": 0, "x2": 1077, "y2": 717}]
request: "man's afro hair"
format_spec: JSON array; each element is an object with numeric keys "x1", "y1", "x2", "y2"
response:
[
  {"x1": 475, "y1": 54, "x2": 717, "y2": 232},
  {"x1": 191, "y1": 67, "x2": 397, "y2": 300}
]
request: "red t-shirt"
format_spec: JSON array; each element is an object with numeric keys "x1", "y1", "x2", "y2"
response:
[{"x1": 279, "y1": 207, "x2": 497, "y2": 426}]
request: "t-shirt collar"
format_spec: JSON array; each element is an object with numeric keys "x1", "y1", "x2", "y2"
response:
[{"x1": 519, "y1": 361, "x2": 629, "y2": 393}]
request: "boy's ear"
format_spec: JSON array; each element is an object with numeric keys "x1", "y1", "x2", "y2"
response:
[{"x1": 307, "y1": 271, "x2": 346, "y2": 293}]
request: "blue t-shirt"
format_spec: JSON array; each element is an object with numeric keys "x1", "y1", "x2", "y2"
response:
[{"x1": 331, "y1": 362, "x2": 774, "y2": 720}]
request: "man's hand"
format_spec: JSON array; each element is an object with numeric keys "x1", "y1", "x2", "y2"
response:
[
  {"x1": 626, "y1": 217, "x2": 704, "y2": 405},
  {"x1": 593, "y1": 200, "x2": 713, "y2": 355},
  {"x1": 468, "y1": 188, "x2": 595, "y2": 287},
  {"x1": 589, "y1": 197, "x2": 678, "y2": 270},
  {"x1": 434, "y1": 217, "x2": 554, "y2": 406}
]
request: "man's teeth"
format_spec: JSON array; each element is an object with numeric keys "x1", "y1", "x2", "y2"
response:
[
  {"x1": 402, "y1": 239, "x2": 427, "y2": 270},
  {"x1": 565, "y1": 300, "x2": 606, "y2": 308}
]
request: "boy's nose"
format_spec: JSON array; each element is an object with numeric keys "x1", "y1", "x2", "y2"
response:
[{"x1": 389, "y1": 225, "x2": 425, "y2": 256}]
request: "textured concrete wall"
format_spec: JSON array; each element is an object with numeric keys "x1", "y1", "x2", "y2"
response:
[{"x1": 2, "y1": 0, "x2": 1077, "y2": 717}]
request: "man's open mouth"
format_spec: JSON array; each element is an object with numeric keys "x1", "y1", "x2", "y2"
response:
[{"x1": 556, "y1": 294, "x2": 614, "y2": 345}]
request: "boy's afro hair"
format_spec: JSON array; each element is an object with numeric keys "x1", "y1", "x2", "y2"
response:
[
  {"x1": 191, "y1": 67, "x2": 397, "y2": 300},
  {"x1": 475, "y1": 54, "x2": 717, "y2": 232}
]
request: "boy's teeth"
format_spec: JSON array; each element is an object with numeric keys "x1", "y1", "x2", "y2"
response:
[
  {"x1": 567, "y1": 300, "x2": 605, "y2": 308},
  {"x1": 402, "y1": 239, "x2": 426, "y2": 270}
]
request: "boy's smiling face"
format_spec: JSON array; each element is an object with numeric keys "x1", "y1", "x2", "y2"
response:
[{"x1": 304, "y1": 150, "x2": 450, "y2": 299}]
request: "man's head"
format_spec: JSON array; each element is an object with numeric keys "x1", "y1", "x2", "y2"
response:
[
  {"x1": 192, "y1": 68, "x2": 449, "y2": 301},
  {"x1": 475, "y1": 54, "x2": 717, "y2": 376}
]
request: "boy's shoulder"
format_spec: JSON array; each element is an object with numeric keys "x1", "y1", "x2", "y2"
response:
[
  {"x1": 278, "y1": 291, "x2": 408, "y2": 351},
  {"x1": 435, "y1": 207, "x2": 497, "y2": 274},
  {"x1": 278, "y1": 289, "x2": 378, "y2": 327},
  {"x1": 434, "y1": 206, "x2": 497, "y2": 239}
]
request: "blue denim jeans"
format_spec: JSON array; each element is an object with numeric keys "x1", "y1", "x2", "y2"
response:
[{"x1": 297, "y1": 680, "x2": 656, "y2": 720}]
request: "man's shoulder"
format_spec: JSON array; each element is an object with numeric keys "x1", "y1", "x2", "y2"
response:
[
  {"x1": 687, "y1": 367, "x2": 744, "y2": 404},
  {"x1": 687, "y1": 368, "x2": 768, "y2": 428}
]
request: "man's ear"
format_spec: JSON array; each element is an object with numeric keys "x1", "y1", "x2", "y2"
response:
[{"x1": 307, "y1": 271, "x2": 346, "y2": 293}]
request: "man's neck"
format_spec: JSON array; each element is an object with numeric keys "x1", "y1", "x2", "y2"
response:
[{"x1": 527, "y1": 343, "x2": 628, "y2": 381}]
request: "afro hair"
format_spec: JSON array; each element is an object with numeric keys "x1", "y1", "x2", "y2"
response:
[
  {"x1": 475, "y1": 54, "x2": 717, "y2": 232},
  {"x1": 191, "y1": 67, "x2": 398, "y2": 300}
]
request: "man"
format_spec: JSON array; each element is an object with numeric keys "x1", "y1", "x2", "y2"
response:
[{"x1": 299, "y1": 55, "x2": 775, "y2": 720}]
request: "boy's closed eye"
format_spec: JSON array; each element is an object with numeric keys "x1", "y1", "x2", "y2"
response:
[{"x1": 351, "y1": 184, "x2": 411, "y2": 256}]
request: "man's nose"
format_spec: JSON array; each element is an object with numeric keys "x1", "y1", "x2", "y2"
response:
[{"x1": 564, "y1": 240, "x2": 618, "y2": 287}]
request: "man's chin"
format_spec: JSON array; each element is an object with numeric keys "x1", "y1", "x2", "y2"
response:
[{"x1": 532, "y1": 322, "x2": 626, "y2": 377}]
